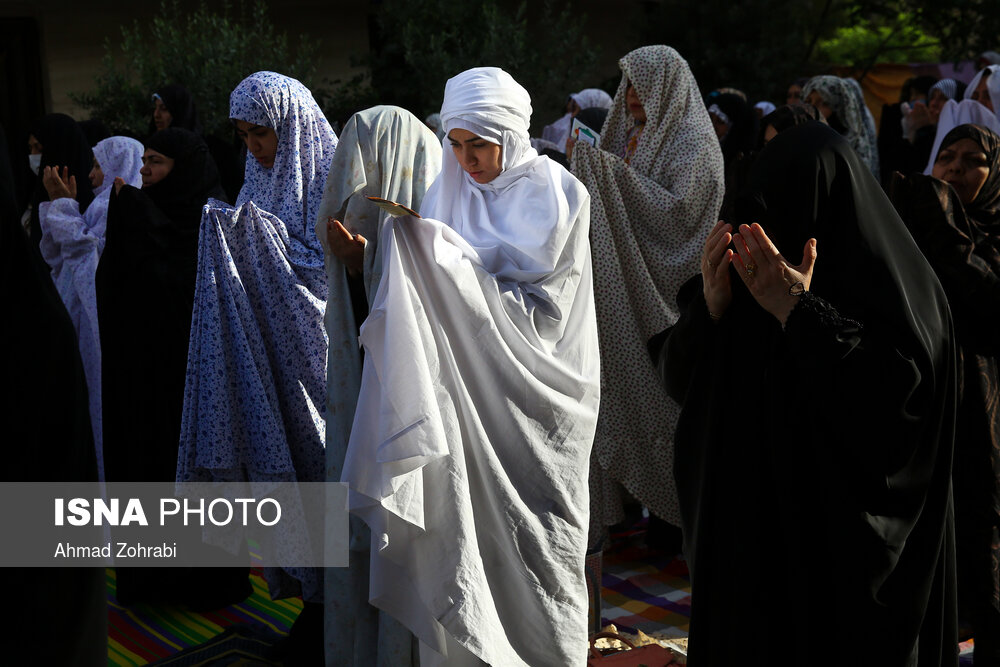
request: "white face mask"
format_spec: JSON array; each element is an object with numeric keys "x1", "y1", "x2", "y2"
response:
[{"x1": 28, "y1": 154, "x2": 41, "y2": 175}]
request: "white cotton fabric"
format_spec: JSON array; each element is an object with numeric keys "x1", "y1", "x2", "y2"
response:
[
  {"x1": 178, "y1": 71, "x2": 337, "y2": 602},
  {"x1": 963, "y1": 65, "x2": 1000, "y2": 121},
  {"x1": 314, "y1": 105, "x2": 443, "y2": 666},
  {"x1": 341, "y1": 67, "x2": 600, "y2": 667},
  {"x1": 37, "y1": 135, "x2": 143, "y2": 483},
  {"x1": 923, "y1": 99, "x2": 1000, "y2": 174},
  {"x1": 571, "y1": 88, "x2": 614, "y2": 112},
  {"x1": 570, "y1": 45, "x2": 724, "y2": 533}
]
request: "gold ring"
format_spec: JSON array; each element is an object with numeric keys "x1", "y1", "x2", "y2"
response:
[
  {"x1": 745, "y1": 262, "x2": 757, "y2": 278},
  {"x1": 707, "y1": 259, "x2": 716, "y2": 268}
]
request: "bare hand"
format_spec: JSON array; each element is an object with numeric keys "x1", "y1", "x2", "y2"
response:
[
  {"x1": 42, "y1": 166, "x2": 76, "y2": 201},
  {"x1": 325, "y1": 217, "x2": 366, "y2": 277},
  {"x1": 732, "y1": 223, "x2": 817, "y2": 327},
  {"x1": 702, "y1": 220, "x2": 734, "y2": 321},
  {"x1": 565, "y1": 135, "x2": 577, "y2": 161},
  {"x1": 113, "y1": 177, "x2": 126, "y2": 195}
]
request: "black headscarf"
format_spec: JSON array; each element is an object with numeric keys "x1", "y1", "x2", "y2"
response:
[
  {"x1": 938, "y1": 123, "x2": 1000, "y2": 234},
  {"x1": 149, "y1": 83, "x2": 203, "y2": 135},
  {"x1": 757, "y1": 103, "x2": 825, "y2": 148},
  {"x1": 143, "y1": 127, "x2": 225, "y2": 230},
  {"x1": 654, "y1": 122, "x2": 957, "y2": 665},
  {"x1": 26, "y1": 113, "x2": 95, "y2": 245},
  {"x1": 708, "y1": 92, "x2": 758, "y2": 164}
]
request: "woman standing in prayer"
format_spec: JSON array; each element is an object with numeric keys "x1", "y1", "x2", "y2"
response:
[
  {"x1": 314, "y1": 105, "x2": 443, "y2": 666},
  {"x1": 651, "y1": 121, "x2": 957, "y2": 666},
  {"x1": 98, "y1": 128, "x2": 250, "y2": 607},
  {"x1": 341, "y1": 67, "x2": 600, "y2": 666},
  {"x1": 892, "y1": 123, "x2": 1000, "y2": 666},
  {"x1": 38, "y1": 135, "x2": 144, "y2": 481},
  {"x1": 178, "y1": 72, "x2": 336, "y2": 614},
  {"x1": 803, "y1": 75, "x2": 880, "y2": 177},
  {"x1": 24, "y1": 114, "x2": 95, "y2": 246},
  {"x1": 570, "y1": 45, "x2": 724, "y2": 549}
]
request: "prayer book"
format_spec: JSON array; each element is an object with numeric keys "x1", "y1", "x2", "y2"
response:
[{"x1": 367, "y1": 196, "x2": 421, "y2": 218}]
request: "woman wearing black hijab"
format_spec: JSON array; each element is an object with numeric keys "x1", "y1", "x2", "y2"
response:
[
  {"x1": 97, "y1": 127, "x2": 249, "y2": 608},
  {"x1": 150, "y1": 83, "x2": 204, "y2": 135},
  {"x1": 892, "y1": 123, "x2": 1000, "y2": 666},
  {"x1": 650, "y1": 122, "x2": 958, "y2": 666},
  {"x1": 25, "y1": 113, "x2": 94, "y2": 247}
]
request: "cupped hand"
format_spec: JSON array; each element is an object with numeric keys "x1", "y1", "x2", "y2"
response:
[
  {"x1": 701, "y1": 220, "x2": 734, "y2": 321},
  {"x1": 42, "y1": 166, "x2": 76, "y2": 201},
  {"x1": 732, "y1": 223, "x2": 816, "y2": 326},
  {"x1": 325, "y1": 217, "x2": 367, "y2": 277}
]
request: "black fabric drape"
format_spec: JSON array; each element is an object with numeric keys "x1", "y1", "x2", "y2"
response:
[
  {"x1": 651, "y1": 122, "x2": 958, "y2": 666},
  {"x1": 892, "y1": 122, "x2": 1000, "y2": 664},
  {"x1": 1, "y1": 121, "x2": 106, "y2": 667},
  {"x1": 26, "y1": 113, "x2": 95, "y2": 247},
  {"x1": 96, "y1": 128, "x2": 248, "y2": 607}
]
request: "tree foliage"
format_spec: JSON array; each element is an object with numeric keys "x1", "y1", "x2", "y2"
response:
[
  {"x1": 70, "y1": 0, "x2": 327, "y2": 140},
  {"x1": 815, "y1": 12, "x2": 941, "y2": 68},
  {"x1": 634, "y1": 0, "x2": 835, "y2": 104},
  {"x1": 326, "y1": 0, "x2": 599, "y2": 134}
]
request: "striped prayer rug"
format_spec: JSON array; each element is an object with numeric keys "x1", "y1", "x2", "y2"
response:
[{"x1": 107, "y1": 567, "x2": 302, "y2": 666}]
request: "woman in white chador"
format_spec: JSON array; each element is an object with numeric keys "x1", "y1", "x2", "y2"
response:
[
  {"x1": 38, "y1": 135, "x2": 144, "y2": 482},
  {"x1": 342, "y1": 67, "x2": 601, "y2": 666}
]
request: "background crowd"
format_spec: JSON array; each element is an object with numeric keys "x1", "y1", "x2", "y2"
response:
[{"x1": 4, "y1": 37, "x2": 1000, "y2": 667}]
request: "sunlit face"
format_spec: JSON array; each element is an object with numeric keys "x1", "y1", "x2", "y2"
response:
[
  {"x1": 928, "y1": 89, "x2": 948, "y2": 123},
  {"x1": 28, "y1": 134, "x2": 43, "y2": 155},
  {"x1": 234, "y1": 119, "x2": 279, "y2": 169},
  {"x1": 971, "y1": 74, "x2": 994, "y2": 112},
  {"x1": 448, "y1": 128, "x2": 503, "y2": 184},
  {"x1": 786, "y1": 84, "x2": 803, "y2": 106},
  {"x1": 931, "y1": 137, "x2": 990, "y2": 205},
  {"x1": 804, "y1": 91, "x2": 832, "y2": 119},
  {"x1": 140, "y1": 148, "x2": 175, "y2": 187},
  {"x1": 89, "y1": 157, "x2": 104, "y2": 188},
  {"x1": 626, "y1": 83, "x2": 646, "y2": 123},
  {"x1": 153, "y1": 98, "x2": 173, "y2": 131}
]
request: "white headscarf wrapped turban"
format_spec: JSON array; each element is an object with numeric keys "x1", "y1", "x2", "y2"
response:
[{"x1": 439, "y1": 66, "x2": 532, "y2": 171}]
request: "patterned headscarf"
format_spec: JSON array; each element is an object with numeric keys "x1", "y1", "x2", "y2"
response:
[
  {"x1": 230, "y1": 71, "x2": 338, "y2": 247},
  {"x1": 929, "y1": 79, "x2": 959, "y2": 101},
  {"x1": 803, "y1": 75, "x2": 879, "y2": 176},
  {"x1": 92, "y1": 136, "x2": 143, "y2": 196}
]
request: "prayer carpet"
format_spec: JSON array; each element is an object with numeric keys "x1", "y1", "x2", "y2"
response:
[
  {"x1": 107, "y1": 567, "x2": 301, "y2": 666},
  {"x1": 600, "y1": 539, "x2": 691, "y2": 640}
]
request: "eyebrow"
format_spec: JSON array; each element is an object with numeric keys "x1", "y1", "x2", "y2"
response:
[{"x1": 448, "y1": 135, "x2": 486, "y2": 143}]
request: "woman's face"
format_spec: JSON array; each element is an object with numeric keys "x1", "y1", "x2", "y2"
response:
[
  {"x1": 928, "y1": 89, "x2": 948, "y2": 122},
  {"x1": 786, "y1": 84, "x2": 803, "y2": 106},
  {"x1": 235, "y1": 119, "x2": 279, "y2": 169},
  {"x1": 804, "y1": 91, "x2": 832, "y2": 119},
  {"x1": 932, "y1": 137, "x2": 990, "y2": 205},
  {"x1": 140, "y1": 148, "x2": 175, "y2": 187},
  {"x1": 971, "y1": 74, "x2": 994, "y2": 112},
  {"x1": 153, "y1": 98, "x2": 173, "y2": 131},
  {"x1": 626, "y1": 83, "x2": 646, "y2": 123},
  {"x1": 28, "y1": 134, "x2": 43, "y2": 155},
  {"x1": 89, "y1": 157, "x2": 104, "y2": 188},
  {"x1": 448, "y1": 128, "x2": 503, "y2": 184},
  {"x1": 709, "y1": 112, "x2": 729, "y2": 140}
]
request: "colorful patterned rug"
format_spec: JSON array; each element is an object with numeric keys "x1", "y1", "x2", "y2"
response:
[{"x1": 107, "y1": 567, "x2": 301, "y2": 666}]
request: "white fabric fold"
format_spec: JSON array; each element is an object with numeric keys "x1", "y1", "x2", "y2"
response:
[{"x1": 342, "y1": 67, "x2": 600, "y2": 667}]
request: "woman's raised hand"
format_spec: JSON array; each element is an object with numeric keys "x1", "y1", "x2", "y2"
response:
[
  {"x1": 702, "y1": 220, "x2": 734, "y2": 321},
  {"x1": 325, "y1": 217, "x2": 367, "y2": 277},
  {"x1": 113, "y1": 177, "x2": 126, "y2": 195},
  {"x1": 732, "y1": 223, "x2": 816, "y2": 327},
  {"x1": 42, "y1": 166, "x2": 76, "y2": 201}
]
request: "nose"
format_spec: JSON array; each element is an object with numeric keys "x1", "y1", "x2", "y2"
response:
[{"x1": 140, "y1": 164, "x2": 150, "y2": 175}]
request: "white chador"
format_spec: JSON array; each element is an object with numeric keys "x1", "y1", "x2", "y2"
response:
[{"x1": 341, "y1": 67, "x2": 601, "y2": 666}]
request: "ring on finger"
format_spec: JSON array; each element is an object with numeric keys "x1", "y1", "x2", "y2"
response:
[
  {"x1": 745, "y1": 262, "x2": 757, "y2": 278},
  {"x1": 707, "y1": 259, "x2": 716, "y2": 268}
]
